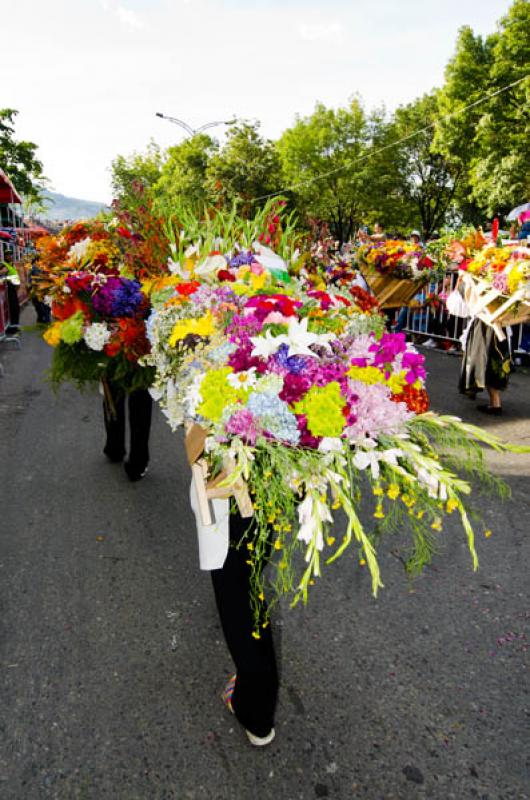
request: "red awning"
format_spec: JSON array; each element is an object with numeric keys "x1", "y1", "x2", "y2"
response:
[{"x1": 0, "y1": 168, "x2": 23, "y2": 204}]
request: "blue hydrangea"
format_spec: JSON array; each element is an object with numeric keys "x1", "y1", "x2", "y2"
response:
[{"x1": 246, "y1": 391, "x2": 300, "y2": 444}]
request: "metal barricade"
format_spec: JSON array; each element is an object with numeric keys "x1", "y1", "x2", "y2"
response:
[{"x1": 398, "y1": 269, "x2": 527, "y2": 354}]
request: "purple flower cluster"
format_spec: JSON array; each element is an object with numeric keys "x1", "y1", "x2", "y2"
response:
[
  {"x1": 228, "y1": 251, "x2": 256, "y2": 268},
  {"x1": 92, "y1": 277, "x2": 144, "y2": 318}
]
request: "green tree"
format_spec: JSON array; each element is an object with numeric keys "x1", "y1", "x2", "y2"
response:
[
  {"x1": 434, "y1": 25, "x2": 494, "y2": 223},
  {"x1": 470, "y1": 0, "x2": 530, "y2": 215},
  {"x1": 206, "y1": 122, "x2": 283, "y2": 213},
  {"x1": 391, "y1": 92, "x2": 464, "y2": 238},
  {"x1": 277, "y1": 99, "x2": 374, "y2": 243},
  {"x1": 0, "y1": 108, "x2": 46, "y2": 202},
  {"x1": 154, "y1": 133, "x2": 217, "y2": 213},
  {"x1": 110, "y1": 141, "x2": 163, "y2": 205},
  {"x1": 435, "y1": 0, "x2": 530, "y2": 218}
]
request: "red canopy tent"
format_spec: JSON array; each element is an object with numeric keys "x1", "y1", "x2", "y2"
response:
[{"x1": 0, "y1": 168, "x2": 22, "y2": 204}]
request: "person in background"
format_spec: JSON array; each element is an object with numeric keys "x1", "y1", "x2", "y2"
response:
[
  {"x1": 517, "y1": 210, "x2": 530, "y2": 240},
  {"x1": 394, "y1": 231, "x2": 425, "y2": 334},
  {"x1": 459, "y1": 318, "x2": 511, "y2": 415},
  {"x1": 1, "y1": 249, "x2": 21, "y2": 333},
  {"x1": 28, "y1": 256, "x2": 51, "y2": 324},
  {"x1": 371, "y1": 222, "x2": 386, "y2": 241},
  {"x1": 102, "y1": 380, "x2": 153, "y2": 481}
]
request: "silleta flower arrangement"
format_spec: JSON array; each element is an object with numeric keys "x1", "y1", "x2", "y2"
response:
[
  {"x1": 461, "y1": 244, "x2": 530, "y2": 298},
  {"x1": 356, "y1": 239, "x2": 438, "y2": 281},
  {"x1": 143, "y1": 209, "x2": 526, "y2": 630},
  {"x1": 38, "y1": 198, "x2": 173, "y2": 392},
  {"x1": 459, "y1": 244, "x2": 530, "y2": 329}
]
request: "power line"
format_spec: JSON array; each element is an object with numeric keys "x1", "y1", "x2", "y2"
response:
[{"x1": 248, "y1": 73, "x2": 529, "y2": 204}]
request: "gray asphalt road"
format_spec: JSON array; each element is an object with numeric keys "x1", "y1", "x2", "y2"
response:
[{"x1": 1, "y1": 312, "x2": 529, "y2": 800}]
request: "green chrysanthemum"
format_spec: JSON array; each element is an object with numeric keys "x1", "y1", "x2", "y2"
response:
[
  {"x1": 60, "y1": 311, "x2": 85, "y2": 345},
  {"x1": 197, "y1": 367, "x2": 238, "y2": 422},
  {"x1": 294, "y1": 381, "x2": 346, "y2": 438}
]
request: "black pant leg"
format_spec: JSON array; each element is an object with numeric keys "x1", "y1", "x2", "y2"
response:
[
  {"x1": 6, "y1": 282, "x2": 20, "y2": 326},
  {"x1": 211, "y1": 512, "x2": 278, "y2": 738},
  {"x1": 127, "y1": 389, "x2": 152, "y2": 469},
  {"x1": 103, "y1": 383, "x2": 126, "y2": 460}
]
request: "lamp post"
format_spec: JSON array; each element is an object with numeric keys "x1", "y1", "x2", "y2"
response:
[{"x1": 155, "y1": 112, "x2": 236, "y2": 137}]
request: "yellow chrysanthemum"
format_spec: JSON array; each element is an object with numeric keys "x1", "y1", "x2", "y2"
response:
[
  {"x1": 168, "y1": 312, "x2": 215, "y2": 347},
  {"x1": 43, "y1": 322, "x2": 63, "y2": 347},
  {"x1": 347, "y1": 365, "x2": 385, "y2": 385},
  {"x1": 386, "y1": 372, "x2": 408, "y2": 394}
]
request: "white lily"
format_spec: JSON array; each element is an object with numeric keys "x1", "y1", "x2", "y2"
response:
[
  {"x1": 318, "y1": 437, "x2": 344, "y2": 453},
  {"x1": 276, "y1": 316, "x2": 334, "y2": 357},
  {"x1": 250, "y1": 328, "x2": 282, "y2": 358}
]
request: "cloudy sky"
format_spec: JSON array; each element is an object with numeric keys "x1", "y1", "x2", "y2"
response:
[{"x1": 3, "y1": 0, "x2": 512, "y2": 202}]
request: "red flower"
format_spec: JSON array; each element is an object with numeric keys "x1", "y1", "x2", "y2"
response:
[
  {"x1": 52, "y1": 297, "x2": 88, "y2": 321},
  {"x1": 391, "y1": 385, "x2": 430, "y2": 413},
  {"x1": 217, "y1": 269, "x2": 236, "y2": 282},
  {"x1": 176, "y1": 280, "x2": 201, "y2": 296},
  {"x1": 104, "y1": 340, "x2": 121, "y2": 357}
]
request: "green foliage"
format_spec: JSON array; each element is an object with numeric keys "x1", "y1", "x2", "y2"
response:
[
  {"x1": 49, "y1": 342, "x2": 154, "y2": 393},
  {"x1": 0, "y1": 108, "x2": 46, "y2": 202},
  {"x1": 206, "y1": 121, "x2": 283, "y2": 212},
  {"x1": 277, "y1": 98, "x2": 371, "y2": 243},
  {"x1": 110, "y1": 141, "x2": 163, "y2": 207},
  {"x1": 154, "y1": 134, "x2": 217, "y2": 212},
  {"x1": 435, "y1": 0, "x2": 530, "y2": 217},
  {"x1": 392, "y1": 92, "x2": 463, "y2": 238}
]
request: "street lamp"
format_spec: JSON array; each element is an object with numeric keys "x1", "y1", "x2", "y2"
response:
[{"x1": 155, "y1": 112, "x2": 236, "y2": 137}]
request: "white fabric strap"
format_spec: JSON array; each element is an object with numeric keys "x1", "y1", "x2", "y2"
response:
[{"x1": 189, "y1": 480, "x2": 230, "y2": 570}]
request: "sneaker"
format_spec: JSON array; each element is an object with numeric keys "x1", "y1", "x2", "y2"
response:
[
  {"x1": 124, "y1": 461, "x2": 148, "y2": 481},
  {"x1": 245, "y1": 728, "x2": 276, "y2": 747},
  {"x1": 421, "y1": 338, "x2": 436, "y2": 348},
  {"x1": 222, "y1": 675, "x2": 275, "y2": 747}
]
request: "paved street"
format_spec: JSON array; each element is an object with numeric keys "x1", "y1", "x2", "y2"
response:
[{"x1": 1, "y1": 311, "x2": 529, "y2": 800}]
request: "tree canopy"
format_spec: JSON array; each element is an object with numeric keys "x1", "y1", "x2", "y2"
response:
[{"x1": 0, "y1": 108, "x2": 46, "y2": 203}]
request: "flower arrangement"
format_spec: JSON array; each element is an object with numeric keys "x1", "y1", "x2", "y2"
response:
[
  {"x1": 143, "y1": 210, "x2": 526, "y2": 631},
  {"x1": 357, "y1": 240, "x2": 437, "y2": 281},
  {"x1": 458, "y1": 244, "x2": 530, "y2": 329},
  {"x1": 38, "y1": 191, "x2": 174, "y2": 391},
  {"x1": 462, "y1": 244, "x2": 530, "y2": 297}
]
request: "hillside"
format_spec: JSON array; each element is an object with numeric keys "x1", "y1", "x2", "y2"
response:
[{"x1": 38, "y1": 190, "x2": 110, "y2": 222}]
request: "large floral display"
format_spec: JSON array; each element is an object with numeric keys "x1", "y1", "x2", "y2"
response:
[
  {"x1": 143, "y1": 205, "x2": 524, "y2": 630},
  {"x1": 36, "y1": 189, "x2": 172, "y2": 391},
  {"x1": 459, "y1": 244, "x2": 530, "y2": 330},
  {"x1": 356, "y1": 239, "x2": 440, "y2": 307}
]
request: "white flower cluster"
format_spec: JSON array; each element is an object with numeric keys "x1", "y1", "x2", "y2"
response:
[
  {"x1": 84, "y1": 322, "x2": 111, "y2": 351},
  {"x1": 67, "y1": 237, "x2": 91, "y2": 263}
]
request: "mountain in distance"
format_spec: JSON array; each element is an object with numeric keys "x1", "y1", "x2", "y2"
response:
[{"x1": 38, "y1": 189, "x2": 110, "y2": 222}]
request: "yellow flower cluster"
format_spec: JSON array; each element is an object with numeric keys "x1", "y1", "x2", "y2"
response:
[
  {"x1": 168, "y1": 312, "x2": 215, "y2": 347},
  {"x1": 347, "y1": 365, "x2": 408, "y2": 395}
]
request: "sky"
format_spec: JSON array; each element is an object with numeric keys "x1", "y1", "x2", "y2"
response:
[{"x1": 2, "y1": 0, "x2": 513, "y2": 203}]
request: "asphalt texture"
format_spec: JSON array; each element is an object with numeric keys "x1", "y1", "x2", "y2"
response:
[{"x1": 1, "y1": 310, "x2": 529, "y2": 800}]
